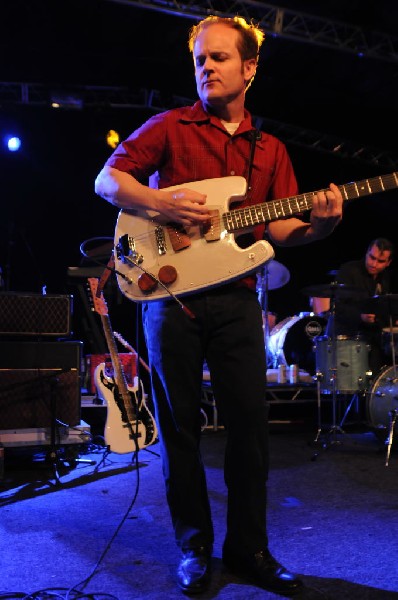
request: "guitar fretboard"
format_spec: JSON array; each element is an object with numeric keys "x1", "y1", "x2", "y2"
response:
[{"x1": 224, "y1": 171, "x2": 398, "y2": 232}]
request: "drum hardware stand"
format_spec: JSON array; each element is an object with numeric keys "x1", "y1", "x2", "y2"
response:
[
  {"x1": 338, "y1": 390, "x2": 366, "y2": 429},
  {"x1": 323, "y1": 291, "x2": 346, "y2": 442},
  {"x1": 313, "y1": 371, "x2": 327, "y2": 444},
  {"x1": 386, "y1": 310, "x2": 397, "y2": 374},
  {"x1": 373, "y1": 294, "x2": 398, "y2": 465},
  {"x1": 385, "y1": 409, "x2": 397, "y2": 466},
  {"x1": 311, "y1": 290, "x2": 347, "y2": 459}
]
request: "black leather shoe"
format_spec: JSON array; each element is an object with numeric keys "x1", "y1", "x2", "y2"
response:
[
  {"x1": 223, "y1": 547, "x2": 303, "y2": 595},
  {"x1": 177, "y1": 547, "x2": 212, "y2": 595}
]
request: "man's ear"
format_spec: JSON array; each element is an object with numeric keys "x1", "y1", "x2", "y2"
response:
[{"x1": 244, "y1": 58, "x2": 257, "y2": 80}]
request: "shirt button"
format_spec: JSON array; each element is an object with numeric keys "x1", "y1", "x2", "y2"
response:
[{"x1": 230, "y1": 170, "x2": 235, "y2": 175}]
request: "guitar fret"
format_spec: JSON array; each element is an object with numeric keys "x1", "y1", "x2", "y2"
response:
[
  {"x1": 281, "y1": 199, "x2": 293, "y2": 215},
  {"x1": 273, "y1": 200, "x2": 286, "y2": 218},
  {"x1": 341, "y1": 173, "x2": 398, "y2": 199},
  {"x1": 258, "y1": 205, "x2": 270, "y2": 221},
  {"x1": 302, "y1": 194, "x2": 313, "y2": 210},
  {"x1": 248, "y1": 206, "x2": 260, "y2": 224}
]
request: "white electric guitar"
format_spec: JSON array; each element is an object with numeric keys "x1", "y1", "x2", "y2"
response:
[
  {"x1": 114, "y1": 172, "x2": 398, "y2": 303},
  {"x1": 88, "y1": 278, "x2": 157, "y2": 453}
]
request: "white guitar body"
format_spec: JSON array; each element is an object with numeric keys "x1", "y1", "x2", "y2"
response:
[
  {"x1": 114, "y1": 172, "x2": 398, "y2": 303},
  {"x1": 114, "y1": 176, "x2": 275, "y2": 302},
  {"x1": 94, "y1": 363, "x2": 158, "y2": 453}
]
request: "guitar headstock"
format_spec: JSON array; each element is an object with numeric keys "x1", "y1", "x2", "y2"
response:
[{"x1": 88, "y1": 277, "x2": 108, "y2": 316}]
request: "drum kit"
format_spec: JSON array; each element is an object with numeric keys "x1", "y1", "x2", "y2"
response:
[
  {"x1": 257, "y1": 263, "x2": 398, "y2": 463},
  {"x1": 301, "y1": 284, "x2": 398, "y2": 463}
]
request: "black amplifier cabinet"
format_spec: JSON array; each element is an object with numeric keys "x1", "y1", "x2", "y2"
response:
[
  {"x1": 0, "y1": 292, "x2": 72, "y2": 337},
  {"x1": 0, "y1": 341, "x2": 82, "y2": 429}
]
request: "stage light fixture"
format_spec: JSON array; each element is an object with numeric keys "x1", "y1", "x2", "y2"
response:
[
  {"x1": 106, "y1": 129, "x2": 120, "y2": 149},
  {"x1": 4, "y1": 135, "x2": 22, "y2": 152},
  {"x1": 50, "y1": 91, "x2": 83, "y2": 110}
]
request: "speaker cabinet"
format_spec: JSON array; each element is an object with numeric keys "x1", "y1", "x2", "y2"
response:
[
  {"x1": 0, "y1": 292, "x2": 72, "y2": 336},
  {"x1": 0, "y1": 341, "x2": 82, "y2": 429}
]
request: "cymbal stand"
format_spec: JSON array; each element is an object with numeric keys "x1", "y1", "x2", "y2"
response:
[
  {"x1": 326, "y1": 292, "x2": 346, "y2": 441},
  {"x1": 383, "y1": 298, "x2": 397, "y2": 465},
  {"x1": 385, "y1": 409, "x2": 397, "y2": 466},
  {"x1": 387, "y1": 303, "x2": 397, "y2": 376}
]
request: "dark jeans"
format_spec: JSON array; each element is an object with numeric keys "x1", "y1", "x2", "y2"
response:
[{"x1": 142, "y1": 285, "x2": 269, "y2": 554}]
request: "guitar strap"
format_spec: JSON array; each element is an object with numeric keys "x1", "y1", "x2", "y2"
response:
[
  {"x1": 97, "y1": 253, "x2": 115, "y2": 296},
  {"x1": 246, "y1": 128, "x2": 261, "y2": 192}
]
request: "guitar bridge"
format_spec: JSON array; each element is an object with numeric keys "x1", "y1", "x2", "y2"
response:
[{"x1": 116, "y1": 233, "x2": 143, "y2": 264}]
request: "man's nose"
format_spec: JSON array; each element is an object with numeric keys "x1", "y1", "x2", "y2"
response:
[{"x1": 202, "y1": 58, "x2": 214, "y2": 72}]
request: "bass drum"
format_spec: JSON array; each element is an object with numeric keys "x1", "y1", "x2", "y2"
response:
[
  {"x1": 367, "y1": 365, "x2": 398, "y2": 440},
  {"x1": 268, "y1": 314, "x2": 327, "y2": 375}
]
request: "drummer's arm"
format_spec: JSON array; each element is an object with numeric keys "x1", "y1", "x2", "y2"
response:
[{"x1": 360, "y1": 313, "x2": 377, "y2": 324}]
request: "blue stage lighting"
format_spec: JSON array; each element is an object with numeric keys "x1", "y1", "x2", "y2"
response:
[{"x1": 5, "y1": 135, "x2": 22, "y2": 152}]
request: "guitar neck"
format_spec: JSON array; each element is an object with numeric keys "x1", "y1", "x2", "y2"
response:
[
  {"x1": 100, "y1": 314, "x2": 136, "y2": 421},
  {"x1": 224, "y1": 171, "x2": 398, "y2": 232}
]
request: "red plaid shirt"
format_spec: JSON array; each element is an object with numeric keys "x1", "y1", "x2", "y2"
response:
[{"x1": 105, "y1": 101, "x2": 299, "y2": 289}]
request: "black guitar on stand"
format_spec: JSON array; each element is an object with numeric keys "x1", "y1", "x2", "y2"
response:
[{"x1": 88, "y1": 278, "x2": 157, "y2": 453}]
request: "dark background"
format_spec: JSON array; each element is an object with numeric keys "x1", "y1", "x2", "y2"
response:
[{"x1": 1, "y1": 0, "x2": 398, "y2": 352}]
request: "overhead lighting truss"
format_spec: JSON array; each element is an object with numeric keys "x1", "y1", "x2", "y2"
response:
[
  {"x1": 1, "y1": 81, "x2": 397, "y2": 169},
  {"x1": 105, "y1": 0, "x2": 398, "y2": 63}
]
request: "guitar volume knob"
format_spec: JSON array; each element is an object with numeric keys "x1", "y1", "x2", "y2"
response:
[{"x1": 158, "y1": 265, "x2": 177, "y2": 285}]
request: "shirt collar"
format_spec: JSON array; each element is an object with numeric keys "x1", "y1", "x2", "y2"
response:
[{"x1": 180, "y1": 101, "x2": 256, "y2": 137}]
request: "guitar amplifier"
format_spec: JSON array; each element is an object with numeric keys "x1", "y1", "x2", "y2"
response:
[
  {"x1": 0, "y1": 341, "x2": 82, "y2": 429},
  {"x1": 0, "y1": 292, "x2": 72, "y2": 336}
]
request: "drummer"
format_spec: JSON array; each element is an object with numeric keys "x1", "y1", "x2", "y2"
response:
[{"x1": 327, "y1": 238, "x2": 398, "y2": 378}]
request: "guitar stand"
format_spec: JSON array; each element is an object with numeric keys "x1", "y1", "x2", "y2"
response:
[{"x1": 47, "y1": 371, "x2": 95, "y2": 485}]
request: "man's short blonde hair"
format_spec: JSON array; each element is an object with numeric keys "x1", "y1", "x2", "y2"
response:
[{"x1": 188, "y1": 15, "x2": 265, "y2": 61}]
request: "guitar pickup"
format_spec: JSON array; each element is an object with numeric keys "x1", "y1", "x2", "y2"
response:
[
  {"x1": 203, "y1": 209, "x2": 222, "y2": 241},
  {"x1": 116, "y1": 234, "x2": 143, "y2": 264}
]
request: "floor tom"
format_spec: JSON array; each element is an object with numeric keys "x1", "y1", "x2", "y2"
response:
[{"x1": 314, "y1": 335, "x2": 370, "y2": 394}]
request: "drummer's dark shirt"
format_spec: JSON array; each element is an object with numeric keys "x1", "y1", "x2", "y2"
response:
[{"x1": 329, "y1": 258, "x2": 396, "y2": 376}]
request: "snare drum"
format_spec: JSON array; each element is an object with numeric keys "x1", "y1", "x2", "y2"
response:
[
  {"x1": 367, "y1": 365, "x2": 398, "y2": 438},
  {"x1": 314, "y1": 335, "x2": 370, "y2": 394},
  {"x1": 268, "y1": 314, "x2": 327, "y2": 375}
]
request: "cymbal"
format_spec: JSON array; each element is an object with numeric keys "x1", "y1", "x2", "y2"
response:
[
  {"x1": 301, "y1": 283, "x2": 367, "y2": 299},
  {"x1": 256, "y1": 260, "x2": 290, "y2": 291}
]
